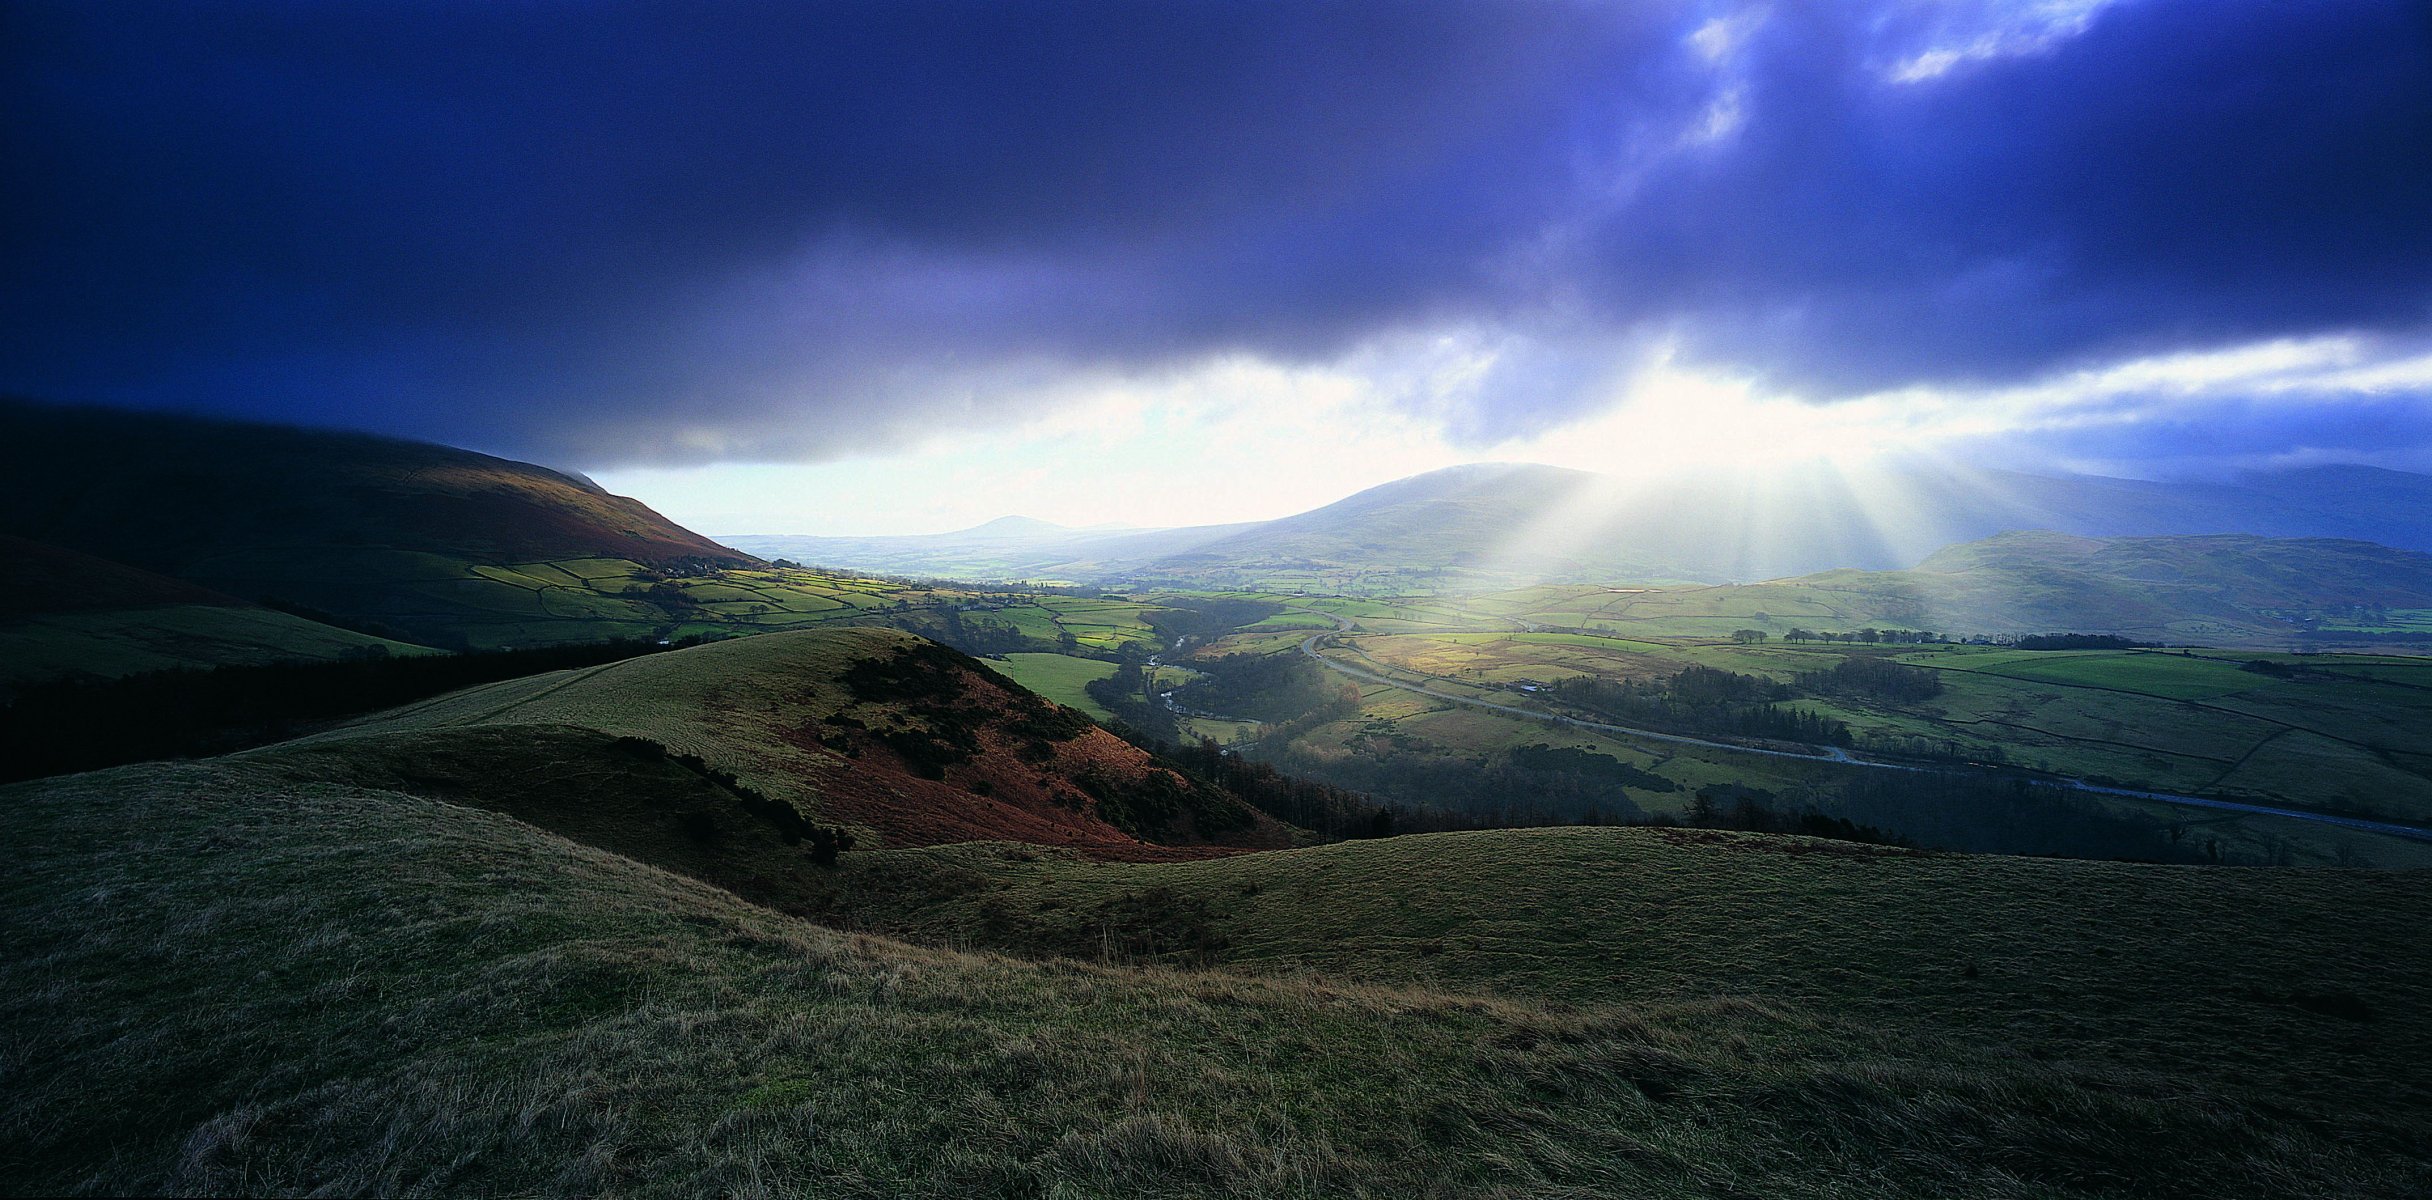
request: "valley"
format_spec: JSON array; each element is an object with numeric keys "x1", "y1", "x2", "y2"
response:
[
  {"x1": 15, "y1": 10, "x2": 2431, "y2": 1194},
  {"x1": 5, "y1": 406, "x2": 2431, "y2": 1196},
  {"x1": 10, "y1": 627, "x2": 2432, "y2": 1197}
]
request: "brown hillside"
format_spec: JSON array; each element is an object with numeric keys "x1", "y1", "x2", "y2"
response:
[{"x1": 289, "y1": 627, "x2": 1294, "y2": 862}]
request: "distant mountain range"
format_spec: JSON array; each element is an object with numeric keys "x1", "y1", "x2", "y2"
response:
[
  {"x1": 727, "y1": 459, "x2": 2432, "y2": 587},
  {"x1": 4, "y1": 403, "x2": 2429, "y2": 690}
]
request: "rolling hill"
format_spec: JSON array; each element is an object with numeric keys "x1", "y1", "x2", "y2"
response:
[
  {"x1": 278, "y1": 626, "x2": 1289, "y2": 862},
  {"x1": 0, "y1": 533, "x2": 429, "y2": 692},
  {"x1": 727, "y1": 459, "x2": 2432, "y2": 588},
  {"x1": 7, "y1": 627, "x2": 2429, "y2": 1196},
  {"x1": 732, "y1": 514, "x2": 1257, "y2": 582},
  {"x1": 0, "y1": 400, "x2": 754, "y2": 647}
]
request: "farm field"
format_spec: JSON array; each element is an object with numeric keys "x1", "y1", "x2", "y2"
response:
[
  {"x1": 1347, "y1": 634, "x2": 2432, "y2": 823},
  {"x1": 1141, "y1": 597, "x2": 2432, "y2": 866},
  {"x1": 991, "y1": 652, "x2": 1122, "y2": 720}
]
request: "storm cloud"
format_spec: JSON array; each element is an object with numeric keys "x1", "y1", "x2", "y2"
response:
[{"x1": 4, "y1": 0, "x2": 2428, "y2": 466}]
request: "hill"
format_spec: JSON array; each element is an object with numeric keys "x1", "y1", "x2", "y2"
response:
[
  {"x1": 6, "y1": 631, "x2": 2429, "y2": 1195},
  {"x1": 279, "y1": 626, "x2": 1290, "y2": 861},
  {"x1": 0, "y1": 401, "x2": 753, "y2": 646},
  {"x1": 0, "y1": 533, "x2": 429, "y2": 692},
  {"x1": 728, "y1": 459, "x2": 2432, "y2": 589},
  {"x1": 728, "y1": 519, "x2": 1257, "y2": 583}
]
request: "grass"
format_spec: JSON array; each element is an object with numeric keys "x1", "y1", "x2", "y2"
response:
[
  {"x1": 814, "y1": 830, "x2": 2432, "y2": 1129},
  {"x1": 1273, "y1": 627, "x2": 2432, "y2": 832},
  {"x1": 991, "y1": 652, "x2": 1122, "y2": 721},
  {"x1": 0, "y1": 604, "x2": 431, "y2": 693},
  {"x1": 10, "y1": 741, "x2": 2432, "y2": 1194}
]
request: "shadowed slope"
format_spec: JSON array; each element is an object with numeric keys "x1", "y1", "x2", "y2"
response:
[
  {"x1": 0, "y1": 400, "x2": 753, "y2": 645},
  {"x1": 0, "y1": 533, "x2": 431, "y2": 691}
]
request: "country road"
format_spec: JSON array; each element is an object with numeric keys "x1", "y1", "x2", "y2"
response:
[{"x1": 1288, "y1": 612, "x2": 2432, "y2": 845}]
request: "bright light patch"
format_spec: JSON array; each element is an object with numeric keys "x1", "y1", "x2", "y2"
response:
[{"x1": 595, "y1": 328, "x2": 2432, "y2": 538}]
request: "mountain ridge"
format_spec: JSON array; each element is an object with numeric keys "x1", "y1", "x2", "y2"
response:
[{"x1": 725, "y1": 458, "x2": 2432, "y2": 587}]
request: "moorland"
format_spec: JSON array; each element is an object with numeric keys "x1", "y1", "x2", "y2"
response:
[{"x1": 5, "y1": 401, "x2": 2432, "y2": 1197}]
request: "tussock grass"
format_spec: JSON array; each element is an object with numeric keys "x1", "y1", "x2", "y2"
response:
[{"x1": 9, "y1": 757, "x2": 2428, "y2": 1196}]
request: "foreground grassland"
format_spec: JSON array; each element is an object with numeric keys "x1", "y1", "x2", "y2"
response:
[{"x1": 9, "y1": 732, "x2": 2431, "y2": 1195}]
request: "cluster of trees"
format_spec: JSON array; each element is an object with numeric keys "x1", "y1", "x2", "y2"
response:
[
  {"x1": 1253, "y1": 737, "x2": 1653, "y2": 832},
  {"x1": 1175, "y1": 653, "x2": 1356, "y2": 726},
  {"x1": 1794, "y1": 656, "x2": 1945, "y2": 703},
  {"x1": 1545, "y1": 667, "x2": 1855, "y2": 747},
  {"x1": 1161, "y1": 736, "x2": 1406, "y2": 839},
  {"x1": 1828, "y1": 772, "x2": 2210, "y2": 863},
  {"x1": 1660, "y1": 784, "x2": 1908, "y2": 846},
  {"x1": 1781, "y1": 628, "x2": 1942, "y2": 644},
  {"x1": 2013, "y1": 633, "x2": 2153, "y2": 650}
]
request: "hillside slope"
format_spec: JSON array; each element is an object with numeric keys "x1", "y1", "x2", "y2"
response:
[
  {"x1": 282, "y1": 626, "x2": 1288, "y2": 861},
  {"x1": 7, "y1": 695, "x2": 2429, "y2": 1193},
  {"x1": 0, "y1": 533, "x2": 430, "y2": 692},
  {"x1": 726, "y1": 460, "x2": 2432, "y2": 588},
  {"x1": 0, "y1": 401, "x2": 753, "y2": 645}
]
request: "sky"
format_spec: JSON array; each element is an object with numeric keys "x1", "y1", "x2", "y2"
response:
[{"x1": 6, "y1": 0, "x2": 2431, "y2": 535}]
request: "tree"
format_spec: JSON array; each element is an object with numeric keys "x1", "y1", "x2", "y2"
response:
[{"x1": 1730, "y1": 629, "x2": 1768, "y2": 644}]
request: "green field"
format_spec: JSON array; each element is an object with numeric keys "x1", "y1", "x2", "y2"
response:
[
  {"x1": 1143, "y1": 606, "x2": 2432, "y2": 866},
  {"x1": 992, "y1": 651, "x2": 1122, "y2": 720}
]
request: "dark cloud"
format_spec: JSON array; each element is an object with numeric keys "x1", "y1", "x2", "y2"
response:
[{"x1": 3, "y1": 0, "x2": 2428, "y2": 465}]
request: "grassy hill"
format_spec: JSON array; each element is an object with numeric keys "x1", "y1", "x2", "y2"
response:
[
  {"x1": 0, "y1": 404, "x2": 1200, "y2": 671},
  {"x1": 0, "y1": 533, "x2": 431, "y2": 692},
  {"x1": 278, "y1": 627, "x2": 1288, "y2": 860},
  {"x1": 8, "y1": 627, "x2": 2432, "y2": 1194}
]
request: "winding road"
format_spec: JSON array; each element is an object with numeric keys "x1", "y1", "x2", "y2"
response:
[{"x1": 1288, "y1": 612, "x2": 2432, "y2": 845}]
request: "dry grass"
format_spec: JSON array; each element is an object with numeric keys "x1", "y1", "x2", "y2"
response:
[{"x1": 5, "y1": 753, "x2": 2429, "y2": 1197}]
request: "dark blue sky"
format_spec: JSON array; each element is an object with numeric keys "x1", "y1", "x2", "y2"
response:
[{"x1": 5, "y1": 0, "x2": 2430, "y2": 473}]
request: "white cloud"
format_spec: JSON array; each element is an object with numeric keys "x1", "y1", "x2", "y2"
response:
[{"x1": 598, "y1": 325, "x2": 2432, "y2": 535}]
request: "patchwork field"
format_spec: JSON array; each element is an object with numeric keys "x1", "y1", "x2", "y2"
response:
[{"x1": 1136, "y1": 592, "x2": 2432, "y2": 867}]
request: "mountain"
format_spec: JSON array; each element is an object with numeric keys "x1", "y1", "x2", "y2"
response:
[
  {"x1": 730, "y1": 459, "x2": 2432, "y2": 588},
  {"x1": 0, "y1": 400, "x2": 754, "y2": 647},
  {"x1": 729, "y1": 519, "x2": 1256, "y2": 581},
  {"x1": 9, "y1": 625, "x2": 2429, "y2": 1194}
]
